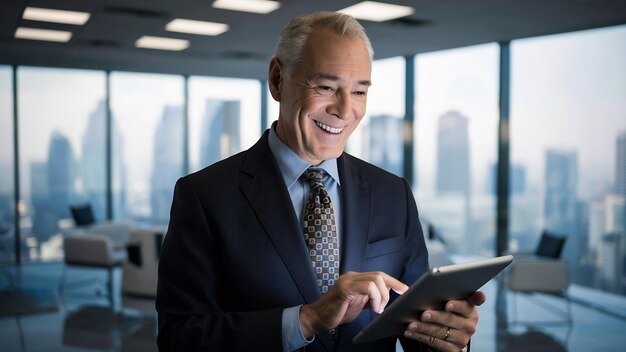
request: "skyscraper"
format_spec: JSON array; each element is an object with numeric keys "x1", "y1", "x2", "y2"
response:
[
  {"x1": 544, "y1": 149, "x2": 578, "y2": 231},
  {"x1": 599, "y1": 232, "x2": 625, "y2": 293},
  {"x1": 200, "y1": 99, "x2": 241, "y2": 167},
  {"x1": 605, "y1": 194, "x2": 626, "y2": 235},
  {"x1": 80, "y1": 100, "x2": 107, "y2": 219},
  {"x1": 544, "y1": 149, "x2": 578, "y2": 275},
  {"x1": 588, "y1": 200, "x2": 607, "y2": 251},
  {"x1": 436, "y1": 111, "x2": 470, "y2": 195},
  {"x1": 150, "y1": 105, "x2": 183, "y2": 223},
  {"x1": 81, "y1": 100, "x2": 127, "y2": 221},
  {"x1": 617, "y1": 131, "x2": 626, "y2": 196},
  {"x1": 30, "y1": 133, "x2": 75, "y2": 243},
  {"x1": 435, "y1": 111, "x2": 472, "y2": 252},
  {"x1": 47, "y1": 132, "x2": 75, "y2": 218},
  {"x1": 367, "y1": 115, "x2": 403, "y2": 176}
]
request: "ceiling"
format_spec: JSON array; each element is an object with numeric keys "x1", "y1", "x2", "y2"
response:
[{"x1": 1, "y1": 0, "x2": 625, "y2": 80}]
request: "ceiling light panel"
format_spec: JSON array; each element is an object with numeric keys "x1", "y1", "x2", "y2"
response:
[
  {"x1": 212, "y1": 0, "x2": 281, "y2": 14},
  {"x1": 136, "y1": 36, "x2": 190, "y2": 51},
  {"x1": 338, "y1": 1, "x2": 414, "y2": 22},
  {"x1": 23, "y1": 7, "x2": 90, "y2": 25},
  {"x1": 15, "y1": 27, "x2": 72, "y2": 42},
  {"x1": 166, "y1": 19, "x2": 229, "y2": 36}
]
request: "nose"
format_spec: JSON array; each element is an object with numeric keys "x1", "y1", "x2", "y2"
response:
[{"x1": 327, "y1": 90, "x2": 351, "y2": 120}]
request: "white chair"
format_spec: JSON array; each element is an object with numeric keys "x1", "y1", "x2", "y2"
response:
[
  {"x1": 507, "y1": 231, "x2": 572, "y2": 326},
  {"x1": 60, "y1": 233, "x2": 127, "y2": 303},
  {"x1": 58, "y1": 207, "x2": 132, "y2": 303}
]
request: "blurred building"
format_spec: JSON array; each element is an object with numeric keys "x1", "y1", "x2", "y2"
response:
[
  {"x1": 616, "y1": 131, "x2": 626, "y2": 196},
  {"x1": 80, "y1": 101, "x2": 107, "y2": 220},
  {"x1": 436, "y1": 111, "x2": 470, "y2": 195},
  {"x1": 200, "y1": 99, "x2": 240, "y2": 167},
  {"x1": 150, "y1": 105, "x2": 183, "y2": 224},
  {"x1": 367, "y1": 114, "x2": 403, "y2": 176},
  {"x1": 544, "y1": 149, "x2": 579, "y2": 276}
]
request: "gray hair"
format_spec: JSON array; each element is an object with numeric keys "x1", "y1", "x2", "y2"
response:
[{"x1": 272, "y1": 11, "x2": 374, "y2": 78}]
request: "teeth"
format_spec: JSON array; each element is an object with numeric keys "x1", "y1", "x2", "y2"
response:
[{"x1": 315, "y1": 121, "x2": 343, "y2": 134}]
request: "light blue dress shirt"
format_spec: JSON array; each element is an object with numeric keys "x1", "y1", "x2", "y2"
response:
[{"x1": 267, "y1": 126, "x2": 342, "y2": 352}]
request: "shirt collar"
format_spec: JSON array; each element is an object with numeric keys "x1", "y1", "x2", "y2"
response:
[{"x1": 267, "y1": 123, "x2": 341, "y2": 188}]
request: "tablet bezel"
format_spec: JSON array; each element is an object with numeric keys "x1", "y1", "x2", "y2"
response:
[{"x1": 352, "y1": 255, "x2": 513, "y2": 344}]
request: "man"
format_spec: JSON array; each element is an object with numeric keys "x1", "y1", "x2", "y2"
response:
[{"x1": 156, "y1": 12, "x2": 484, "y2": 352}]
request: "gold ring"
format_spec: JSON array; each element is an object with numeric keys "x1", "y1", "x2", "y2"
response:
[
  {"x1": 460, "y1": 346, "x2": 468, "y2": 352},
  {"x1": 443, "y1": 327, "x2": 450, "y2": 341}
]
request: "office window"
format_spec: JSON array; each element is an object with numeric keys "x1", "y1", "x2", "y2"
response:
[
  {"x1": 0, "y1": 66, "x2": 14, "y2": 263},
  {"x1": 110, "y1": 72, "x2": 184, "y2": 225},
  {"x1": 414, "y1": 44, "x2": 499, "y2": 256},
  {"x1": 188, "y1": 76, "x2": 261, "y2": 172},
  {"x1": 348, "y1": 56, "x2": 405, "y2": 176},
  {"x1": 510, "y1": 25, "x2": 626, "y2": 294},
  {"x1": 18, "y1": 67, "x2": 106, "y2": 262}
]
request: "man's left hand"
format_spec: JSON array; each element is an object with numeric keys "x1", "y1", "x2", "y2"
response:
[{"x1": 402, "y1": 291, "x2": 486, "y2": 352}]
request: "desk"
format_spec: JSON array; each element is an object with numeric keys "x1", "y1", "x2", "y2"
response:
[{"x1": 122, "y1": 229, "x2": 165, "y2": 298}]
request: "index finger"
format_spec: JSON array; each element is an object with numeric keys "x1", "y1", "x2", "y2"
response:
[
  {"x1": 383, "y1": 273, "x2": 409, "y2": 295},
  {"x1": 363, "y1": 271, "x2": 409, "y2": 295}
]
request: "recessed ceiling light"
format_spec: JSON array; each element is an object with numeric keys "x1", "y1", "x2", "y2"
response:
[
  {"x1": 136, "y1": 36, "x2": 189, "y2": 51},
  {"x1": 166, "y1": 19, "x2": 229, "y2": 36},
  {"x1": 337, "y1": 1, "x2": 414, "y2": 22},
  {"x1": 15, "y1": 27, "x2": 72, "y2": 42},
  {"x1": 23, "y1": 6, "x2": 90, "y2": 25},
  {"x1": 212, "y1": 0, "x2": 281, "y2": 14}
]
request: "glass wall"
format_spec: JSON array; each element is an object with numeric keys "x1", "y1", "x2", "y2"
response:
[
  {"x1": 414, "y1": 44, "x2": 500, "y2": 256},
  {"x1": 110, "y1": 72, "x2": 184, "y2": 226},
  {"x1": 347, "y1": 56, "x2": 405, "y2": 176},
  {"x1": 188, "y1": 77, "x2": 261, "y2": 172},
  {"x1": 0, "y1": 66, "x2": 15, "y2": 264},
  {"x1": 17, "y1": 67, "x2": 106, "y2": 262},
  {"x1": 510, "y1": 25, "x2": 626, "y2": 294}
]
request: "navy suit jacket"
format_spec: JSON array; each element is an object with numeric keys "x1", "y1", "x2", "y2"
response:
[{"x1": 156, "y1": 131, "x2": 430, "y2": 351}]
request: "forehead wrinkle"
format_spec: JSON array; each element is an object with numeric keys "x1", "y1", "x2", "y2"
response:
[{"x1": 312, "y1": 73, "x2": 372, "y2": 87}]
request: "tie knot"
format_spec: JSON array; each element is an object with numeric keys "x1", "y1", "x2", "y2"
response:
[{"x1": 302, "y1": 168, "x2": 325, "y2": 188}]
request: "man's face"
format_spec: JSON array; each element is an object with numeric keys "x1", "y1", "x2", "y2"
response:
[{"x1": 271, "y1": 28, "x2": 372, "y2": 165}]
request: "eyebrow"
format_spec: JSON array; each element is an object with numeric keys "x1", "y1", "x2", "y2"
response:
[{"x1": 313, "y1": 73, "x2": 372, "y2": 87}]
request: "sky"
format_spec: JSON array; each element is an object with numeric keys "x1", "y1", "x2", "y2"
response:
[{"x1": 510, "y1": 25, "x2": 626, "y2": 199}]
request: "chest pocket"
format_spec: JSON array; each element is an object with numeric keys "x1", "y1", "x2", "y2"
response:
[
  {"x1": 365, "y1": 236, "x2": 404, "y2": 259},
  {"x1": 363, "y1": 236, "x2": 405, "y2": 276}
]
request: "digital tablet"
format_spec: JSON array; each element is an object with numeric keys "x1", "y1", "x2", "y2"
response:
[{"x1": 353, "y1": 255, "x2": 513, "y2": 344}]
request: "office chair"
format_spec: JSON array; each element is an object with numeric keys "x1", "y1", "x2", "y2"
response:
[
  {"x1": 507, "y1": 230, "x2": 572, "y2": 327},
  {"x1": 59, "y1": 204, "x2": 130, "y2": 304}
]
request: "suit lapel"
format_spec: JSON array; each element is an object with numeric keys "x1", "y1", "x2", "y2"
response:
[
  {"x1": 239, "y1": 132, "x2": 321, "y2": 305},
  {"x1": 338, "y1": 154, "x2": 371, "y2": 273}
]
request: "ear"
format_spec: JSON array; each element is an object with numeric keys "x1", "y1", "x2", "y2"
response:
[{"x1": 268, "y1": 57, "x2": 283, "y2": 102}]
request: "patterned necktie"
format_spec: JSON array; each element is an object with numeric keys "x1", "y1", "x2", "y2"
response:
[{"x1": 302, "y1": 168, "x2": 340, "y2": 294}]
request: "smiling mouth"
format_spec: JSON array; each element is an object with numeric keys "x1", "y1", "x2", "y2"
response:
[{"x1": 315, "y1": 120, "x2": 343, "y2": 134}]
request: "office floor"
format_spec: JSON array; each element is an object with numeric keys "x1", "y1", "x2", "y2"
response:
[{"x1": 1, "y1": 262, "x2": 625, "y2": 352}]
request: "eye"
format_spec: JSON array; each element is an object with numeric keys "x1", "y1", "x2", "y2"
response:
[
  {"x1": 353, "y1": 91, "x2": 367, "y2": 96},
  {"x1": 317, "y1": 85, "x2": 334, "y2": 92}
]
